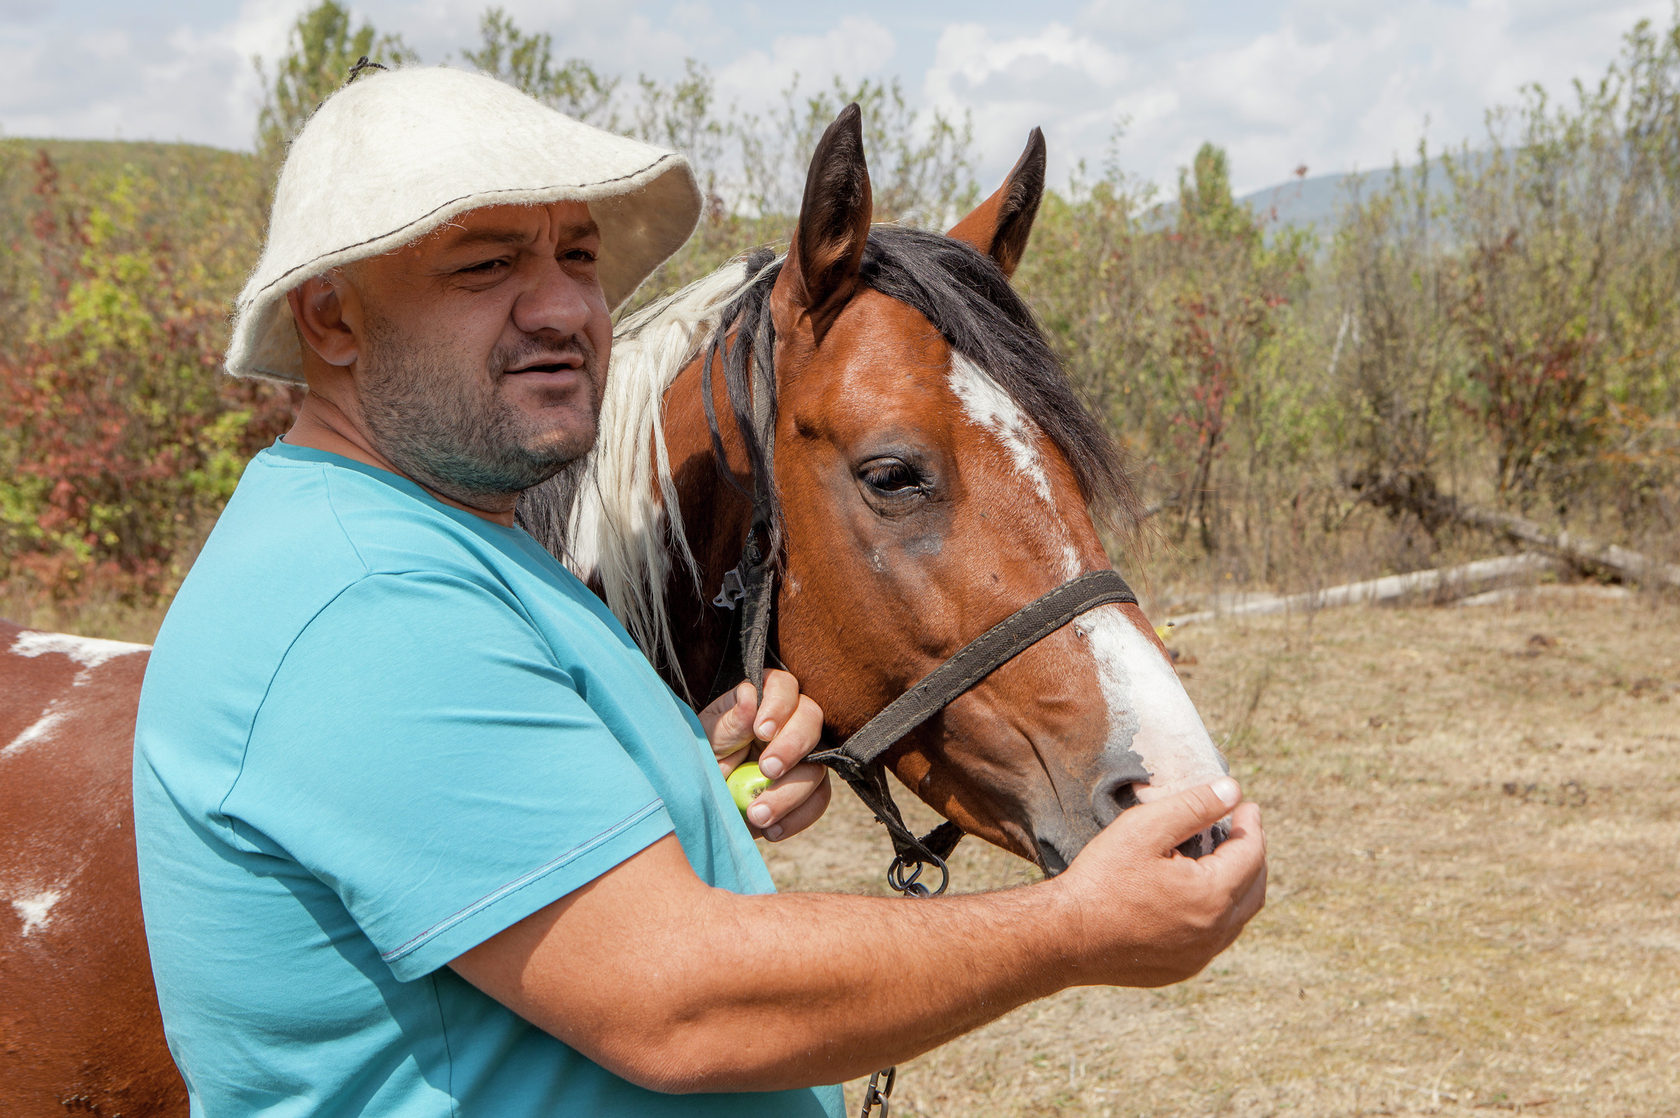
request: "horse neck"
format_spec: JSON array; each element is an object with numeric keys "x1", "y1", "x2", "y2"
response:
[{"x1": 656, "y1": 352, "x2": 760, "y2": 701}]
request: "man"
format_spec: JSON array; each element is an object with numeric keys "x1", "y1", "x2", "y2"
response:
[{"x1": 134, "y1": 65, "x2": 1266, "y2": 1117}]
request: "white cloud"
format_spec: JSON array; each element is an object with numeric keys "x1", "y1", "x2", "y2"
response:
[
  {"x1": 1078, "y1": 0, "x2": 1192, "y2": 45},
  {"x1": 714, "y1": 16, "x2": 898, "y2": 115},
  {"x1": 232, "y1": 0, "x2": 312, "y2": 66},
  {"x1": 1, "y1": 1, "x2": 299, "y2": 149},
  {"x1": 926, "y1": 22, "x2": 1131, "y2": 191},
  {"x1": 2, "y1": 0, "x2": 1677, "y2": 201},
  {"x1": 919, "y1": 0, "x2": 1675, "y2": 197}
]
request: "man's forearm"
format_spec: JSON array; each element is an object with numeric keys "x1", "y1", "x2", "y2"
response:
[
  {"x1": 454, "y1": 786, "x2": 1264, "y2": 1094},
  {"x1": 455, "y1": 836, "x2": 1074, "y2": 1091},
  {"x1": 622, "y1": 866, "x2": 1080, "y2": 1091}
]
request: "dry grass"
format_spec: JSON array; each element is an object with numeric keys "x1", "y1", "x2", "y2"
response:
[
  {"x1": 0, "y1": 588, "x2": 173, "y2": 645},
  {"x1": 763, "y1": 586, "x2": 1680, "y2": 1117}
]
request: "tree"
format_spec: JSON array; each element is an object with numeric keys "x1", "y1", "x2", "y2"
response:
[
  {"x1": 0, "y1": 155, "x2": 296, "y2": 604},
  {"x1": 459, "y1": 8, "x2": 617, "y2": 125},
  {"x1": 1160, "y1": 144, "x2": 1308, "y2": 553},
  {"x1": 738, "y1": 75, "x2": 976, "y2": 227},
  {"x1": 254, "y1": 1, "x2": 417, "y2": 169}
]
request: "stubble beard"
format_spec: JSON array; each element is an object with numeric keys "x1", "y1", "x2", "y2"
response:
[{"x1": 356, "y1": 316, "x2": 602, "y2": 511}]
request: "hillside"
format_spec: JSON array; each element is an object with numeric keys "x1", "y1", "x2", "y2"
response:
[
  {"x1": 1236, "y1": 151, "x2": 1486, "y2": 240},
  {"x1": 0, "y1": 138, "x2": 262, "y2": 281}
]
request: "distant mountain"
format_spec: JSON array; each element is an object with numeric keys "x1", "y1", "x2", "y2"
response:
[
  {"x1": 1140, "y1": 164, "x2": 1407, "y2": 242},
  {"x1": 1237, "y1": 168, "x2": 1385, "y2": 239},
  {"x1": 1234, "y1": 152, "x2": 1487, "y2": 241}
]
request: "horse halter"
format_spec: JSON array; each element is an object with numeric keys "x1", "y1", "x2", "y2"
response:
[{"x1": 714, "y1": 537, "x2": 1136, "y2": 894}]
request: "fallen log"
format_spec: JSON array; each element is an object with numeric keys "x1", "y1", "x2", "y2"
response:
[
  {"x1": 1357, "y1": 472, "x2": 1680, "y2": 591},
  {"x1": 1435, "y1": 502, "x2": 1680, "y2": 591},
  {"x1": 1163, "y1": 553, "x2": 1563, "y2": 628}
]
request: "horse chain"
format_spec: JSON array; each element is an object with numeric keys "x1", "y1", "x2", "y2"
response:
[
  {"x1": 858, "y1": 1065, "x2": 896, "y2": 1118},
  {"x1": 885, "y1": 851, "x2": 947, "y2": 898},
  {"x1": 859, "y1": 855, "x2": 941, "y2": 1117}
]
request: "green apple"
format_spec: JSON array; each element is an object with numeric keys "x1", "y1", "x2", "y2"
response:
[{"x1": 726, "y1": 761, "x2": 772, "y2": 816}]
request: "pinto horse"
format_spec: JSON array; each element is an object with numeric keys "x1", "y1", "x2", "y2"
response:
[
  {"x1": 521, "y1": 105, "x2": 1227, "y2": 870},
  {"x1": 0, "y1": 108, "x2": 1226, "y2": 1115}
]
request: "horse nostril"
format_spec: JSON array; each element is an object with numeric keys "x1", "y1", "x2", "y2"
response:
[
  {"x1": 1092, "y1": 775, "x2": 1143, "y2": 827},
  {"x1": 1176, "y1": 819, "x2": 1231, "y2": 859}
]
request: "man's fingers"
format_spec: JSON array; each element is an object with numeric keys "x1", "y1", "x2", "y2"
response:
[
  {"x1": 1208, "y1": 801, "x2": 1267, "y2": 918},
  {"x1": 753, "y1": 670, "x2": 803, "y2": 744},
  {"x1": 755, "y1": 693, "x2": 824, "y2": 779},
  {"x1": 702, "y1": 671, "x2": 812, "y2": 763},
  {"x1": 743, "y1": 762, "x2": 832, "y2": 841},
  {"x1": 1131, "y1": 778, "x2": 1244, "y2": 855},
  {"x1": 700, "y1": 681, "x2": 758, "y2": 759},
  {"x1": 1222, "y1": 800, "x2": 1263, "y2": 851},
  {"x1": 764, "y1": 771, "x2": 831, "y2": 842},
  {"x1": 1233, "y1": 851, "x2": 1268, "y2": 925}
]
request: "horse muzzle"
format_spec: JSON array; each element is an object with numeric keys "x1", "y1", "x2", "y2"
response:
[{"x1": 1032, "y1": 782, "x2": 1232, "y2": 877}]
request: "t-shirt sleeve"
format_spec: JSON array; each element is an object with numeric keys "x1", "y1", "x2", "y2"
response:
[{"x1": 229, "y1": 571, "x2": 676, "y2": 982}]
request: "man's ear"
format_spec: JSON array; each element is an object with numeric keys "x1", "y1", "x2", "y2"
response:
[{"x1": 287, "y1": 273, "x2": 358, "y2": 368}]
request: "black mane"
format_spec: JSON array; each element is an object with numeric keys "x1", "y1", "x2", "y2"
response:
[{"x1": 705, "y1": 225, "x2": 1139, "y2": 540}]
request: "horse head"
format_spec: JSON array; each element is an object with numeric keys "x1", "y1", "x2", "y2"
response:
[{"x1": 531, "y1": 106, "x2": 1230, "y2": 875}]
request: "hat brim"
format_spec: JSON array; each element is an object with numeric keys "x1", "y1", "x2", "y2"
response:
[{"x1": 224, "y1": 67, "x2": 703, "y2": 385}]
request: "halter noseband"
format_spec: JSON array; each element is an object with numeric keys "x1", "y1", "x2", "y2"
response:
[{"x1": 710, "y1": 507, "x2": 1137, "y2": 896}]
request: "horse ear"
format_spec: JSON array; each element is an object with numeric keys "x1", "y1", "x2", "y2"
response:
[
  {"x1": 947, "y1": 127, "x2": 1046, "y2": 278},
  {"x1": 774, "y1": 103, "x2": 872, "y2": 342}
]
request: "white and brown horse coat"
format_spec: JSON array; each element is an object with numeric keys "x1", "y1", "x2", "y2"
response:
[{"x1": 0, "y1": 622, "x2": 185, "y2": 1115}]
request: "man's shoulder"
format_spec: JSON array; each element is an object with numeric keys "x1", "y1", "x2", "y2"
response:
[
  {"x1": 192, "y1": 444, "x2": 567, "y2": 607},
  {"x1": 144, "y1": 448, "x2": 558, "y2": 702}
]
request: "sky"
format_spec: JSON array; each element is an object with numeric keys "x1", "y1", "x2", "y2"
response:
[{"x1": 1, "y1": 0, "x2": 1674, "y2": 198}]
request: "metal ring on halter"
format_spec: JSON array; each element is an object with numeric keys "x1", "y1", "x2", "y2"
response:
[{"x1": 886, "y1": 852, "x2": 948, "y2": 898}]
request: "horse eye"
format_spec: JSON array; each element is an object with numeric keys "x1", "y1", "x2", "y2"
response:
[{"x1": 859, "y1": 458, "x2": 922, "y2": 494}]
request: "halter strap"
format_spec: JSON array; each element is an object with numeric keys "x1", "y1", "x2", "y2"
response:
[
  {"x1": 810, "y1": 570, "x2": 1138, "y2": 774},
  {"x1": 714, "y1": 562, "x2": 1139, "y2": 889},
  {"x1": 805, "y1": 569, "x2": 1136, "y2": 883}
]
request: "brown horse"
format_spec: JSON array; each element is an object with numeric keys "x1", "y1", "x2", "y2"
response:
[
  {"x1": 0, "y1": 109, "x2": 1227, "y2": 1115},
  {"x1": 521, "y1": 105, "x2": 1228, "y2": 871}
]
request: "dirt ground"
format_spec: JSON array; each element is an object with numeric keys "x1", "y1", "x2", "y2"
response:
[{"x1": 760, "y1": 586, "x2": 1680, "y2": 1117}]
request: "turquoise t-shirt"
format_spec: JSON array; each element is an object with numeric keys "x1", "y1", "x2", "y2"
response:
[{"x1": 133, "y1": 441, "x2": 842, "y2": 1118}]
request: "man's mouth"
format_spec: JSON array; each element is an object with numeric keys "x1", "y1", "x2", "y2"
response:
[{"x1": 505, "y1": 354, "x2": 584, "y2": 376}]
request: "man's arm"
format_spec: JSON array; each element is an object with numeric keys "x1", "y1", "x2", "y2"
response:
[{"x1": 452, "y1": 780, "x2": 1265, "y2": 1094}]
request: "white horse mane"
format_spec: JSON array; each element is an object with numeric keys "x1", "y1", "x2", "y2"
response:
[{"x1": 563, "y1": 257, "x2": 771, "y2": 692}]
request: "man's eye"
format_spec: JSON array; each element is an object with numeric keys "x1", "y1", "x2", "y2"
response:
[
  {"x1": 460, "y1": 258, "x2": 509, "y2": 275},
  {"x1": 563, "y1": 248, "x2": 598, "y2": 264}
]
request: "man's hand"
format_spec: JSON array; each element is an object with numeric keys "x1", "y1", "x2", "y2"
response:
[
  {"x1": 1052, "y1": 778, "x2": 1267, "y2": 988},
  {"x1": 698, "y1": 669, "x2": 831, "y2": 841}
]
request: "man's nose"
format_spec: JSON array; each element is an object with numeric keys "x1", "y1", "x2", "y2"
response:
[{"x1": 512, "y1": 258, "x2": 599, "y2": 338}]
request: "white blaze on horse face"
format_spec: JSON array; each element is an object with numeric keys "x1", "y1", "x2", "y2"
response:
[
  {"x1": 1076, "y1": 607, "x2": 1228, "y2": 799},
  {"x1": 948, "y1": 354, "x2": 1054, "y2": 503},
  {"x1": 947, "y1": 354, "x2": 1227, "y2": 801}
]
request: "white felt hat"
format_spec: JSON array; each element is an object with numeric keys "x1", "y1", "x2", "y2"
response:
[{"x1": 226, "y1": 65, "x2": 702, "y2": 384}]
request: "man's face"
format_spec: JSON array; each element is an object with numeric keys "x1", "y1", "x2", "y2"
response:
[{"x1": 343, "y1": 201, "x2": 613, "y2": 508}]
